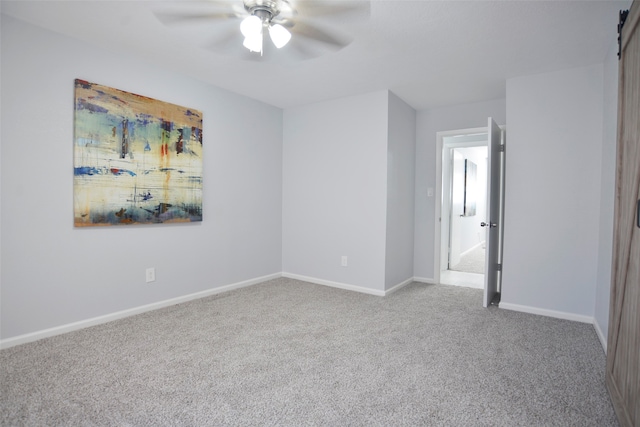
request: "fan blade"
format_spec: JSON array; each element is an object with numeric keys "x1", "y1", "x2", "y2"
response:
[
  {"x1": 206, "y1": 29, "x2": 243, "y2": 52},
  {"x1": 154, "y1": 10, "x2": 239, "y2": 26},
  {"x1": 153, "y1": 1, "x2": 247, "y2": 26},
  {"x1": 289, "y1": 21, "x2": 351, "y2": 49},
  {"x1": 292, "y1": 0, "x2": 370, "y2": 19},
  {"x1": 286, "y1": 38, "x2": 323, "y2": 60}
]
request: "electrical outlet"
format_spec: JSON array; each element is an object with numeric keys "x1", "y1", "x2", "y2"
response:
[
  {"x1": 341, "y1": 256, "x2": 348, "y2": 267},
  {"x1": 146, "y1": 267, "x2": 155, "y2": 283}
]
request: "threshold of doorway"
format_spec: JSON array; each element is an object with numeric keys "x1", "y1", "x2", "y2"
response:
[{"x1": 440, "y1": 270, "x2": 483, "y2": 289}]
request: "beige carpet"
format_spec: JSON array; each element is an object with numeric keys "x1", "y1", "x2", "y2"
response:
[
  {"x1": 0, "y1": 278, "x2": 617, "y2": 426},
  {"x1": 450, "y1": 244, "x2": 485, "y2": 274}
]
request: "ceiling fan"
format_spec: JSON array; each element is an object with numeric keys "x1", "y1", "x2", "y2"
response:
[{"x1": 154, "y1": 0, "x2": 370, "y2": 58}]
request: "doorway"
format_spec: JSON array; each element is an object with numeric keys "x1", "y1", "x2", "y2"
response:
[{"x1": 437, "y1": 131, "x2": 488, "y2": 289}]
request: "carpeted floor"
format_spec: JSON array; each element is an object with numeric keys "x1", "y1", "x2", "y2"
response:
[
  {"x1": 0, "y1": 278, "x2": 617, "y2": 426},
  {"x1": 450, "y1": 244, "x2": 485, "y2": 274}
]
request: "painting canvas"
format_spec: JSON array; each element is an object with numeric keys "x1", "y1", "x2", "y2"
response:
[{"x1": 74, "y1": 79, "x2": 203, "y2": 226}]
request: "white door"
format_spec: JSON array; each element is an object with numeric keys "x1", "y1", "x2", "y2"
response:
[{"x1": 482, "y1": 118, "x2": 504, "y2": 307}]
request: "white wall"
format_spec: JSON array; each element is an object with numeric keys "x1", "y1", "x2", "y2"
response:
[
  {"x1": 385, "y1": 93, "x2": 416, "y2": 290},
  {"x1": 502, "y1": 64, "x2": 604, "y2": 318},
  {"x1": 0, "y1": 11, "x2": 621, "y2": 346},
  {"x1": 282, "y1": 91, "x2": 389, "y2": 292},
  {"x1": 413, "y1": 99, "x2": 506, "y2": 281},
  {"x1": 0, "y1": 15, "x2": 283, "y2": 341},
  {"x1": 594, "y1": 38, "x2": 620, "y2": 347}
]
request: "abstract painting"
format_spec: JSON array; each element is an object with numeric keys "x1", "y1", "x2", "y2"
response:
[{"x1": 73, "y1": 79, "x2": 203, "y2": 226}]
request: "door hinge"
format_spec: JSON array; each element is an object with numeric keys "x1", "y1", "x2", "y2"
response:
[
  {"x1": 496, "y1": 263, "x2": 502, "y2": 272},
  {"x1": 498, "y1": 145, "x2": 505, "y2": 153}
]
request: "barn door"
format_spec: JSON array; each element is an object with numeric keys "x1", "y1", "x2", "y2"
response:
[{"x1": 606, "y1": 2, "x2": 640, "y2": 426}]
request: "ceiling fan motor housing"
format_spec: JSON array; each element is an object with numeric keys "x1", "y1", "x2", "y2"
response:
[{"x1": 244, "y1": 0, "x2": 281, "y2": 22}]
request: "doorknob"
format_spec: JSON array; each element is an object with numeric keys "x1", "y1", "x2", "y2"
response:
[{"x1": 480, "y1": 222, "x2": 497, "y2": 228}]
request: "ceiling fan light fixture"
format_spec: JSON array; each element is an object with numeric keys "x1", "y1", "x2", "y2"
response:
[
  {"x1": 240, "y1": 15, "x2": 262, "y2": 37},
  {"x1": 243, "y1": 33, "x2": 263, "y2": 53},
  {"x1": 269, "y1": 23, "x2": 291, "y2": 48}
]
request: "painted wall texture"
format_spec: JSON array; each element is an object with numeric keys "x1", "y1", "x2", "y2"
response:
[
  {"x1": 1, "y1": 15, "x2": 283, "y2": 340},
  {"x1": 594, "y1": 38, "x2": 620, "y2": 347},
  {"x1": 282, "y1": 91, "x2": 417, "y2": 293},
  {"x1": 503, "y1": 64, "x2": 605, "y2": 317},
  {"x1": 0, "y1": 12, "x2": 619, "y2": 346},
  {"x1": 385, "y1": 93, "x2": 416, "y2": 290},
  {"x1": 282, "y1": 91, "x2": 390, "y2": 292}
]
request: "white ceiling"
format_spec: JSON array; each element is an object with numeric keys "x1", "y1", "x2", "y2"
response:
[{"x1": 1, "y1": 0, "x2": 630, "y2": 110}]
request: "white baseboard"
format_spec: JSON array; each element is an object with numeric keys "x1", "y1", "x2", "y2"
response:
[
  {"x1": 385, "y1": 277, "x2": 415, "y2": 295},
  {"x1": 412, "y1": 276, "x2": 435, "y2": 284},
  {"x1": 499, "y1": 302, "x2": 594, "y2": 324},
  {"x1": 460, "y1": 241, "x2": 485, "y2": 258},
  {"x1": 593, "y1": 319, "x2": 608, "y2": 353},
  {"x1": 282, "y1": 273, "x2": 417, "y2": 296},
  {"x1": 281, "y1": 272, "x2": 386, "y2": 296},
  {"x1": 5, "y1": 273, "x2": 604, "y2": 352},
  {"x1": 0, "y1": 272, "x2": 281, "y2": 350}
]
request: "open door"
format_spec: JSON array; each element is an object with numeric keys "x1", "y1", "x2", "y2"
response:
[{"x1": 482, "y1": 118, "x2": 504, "y2": 307}]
